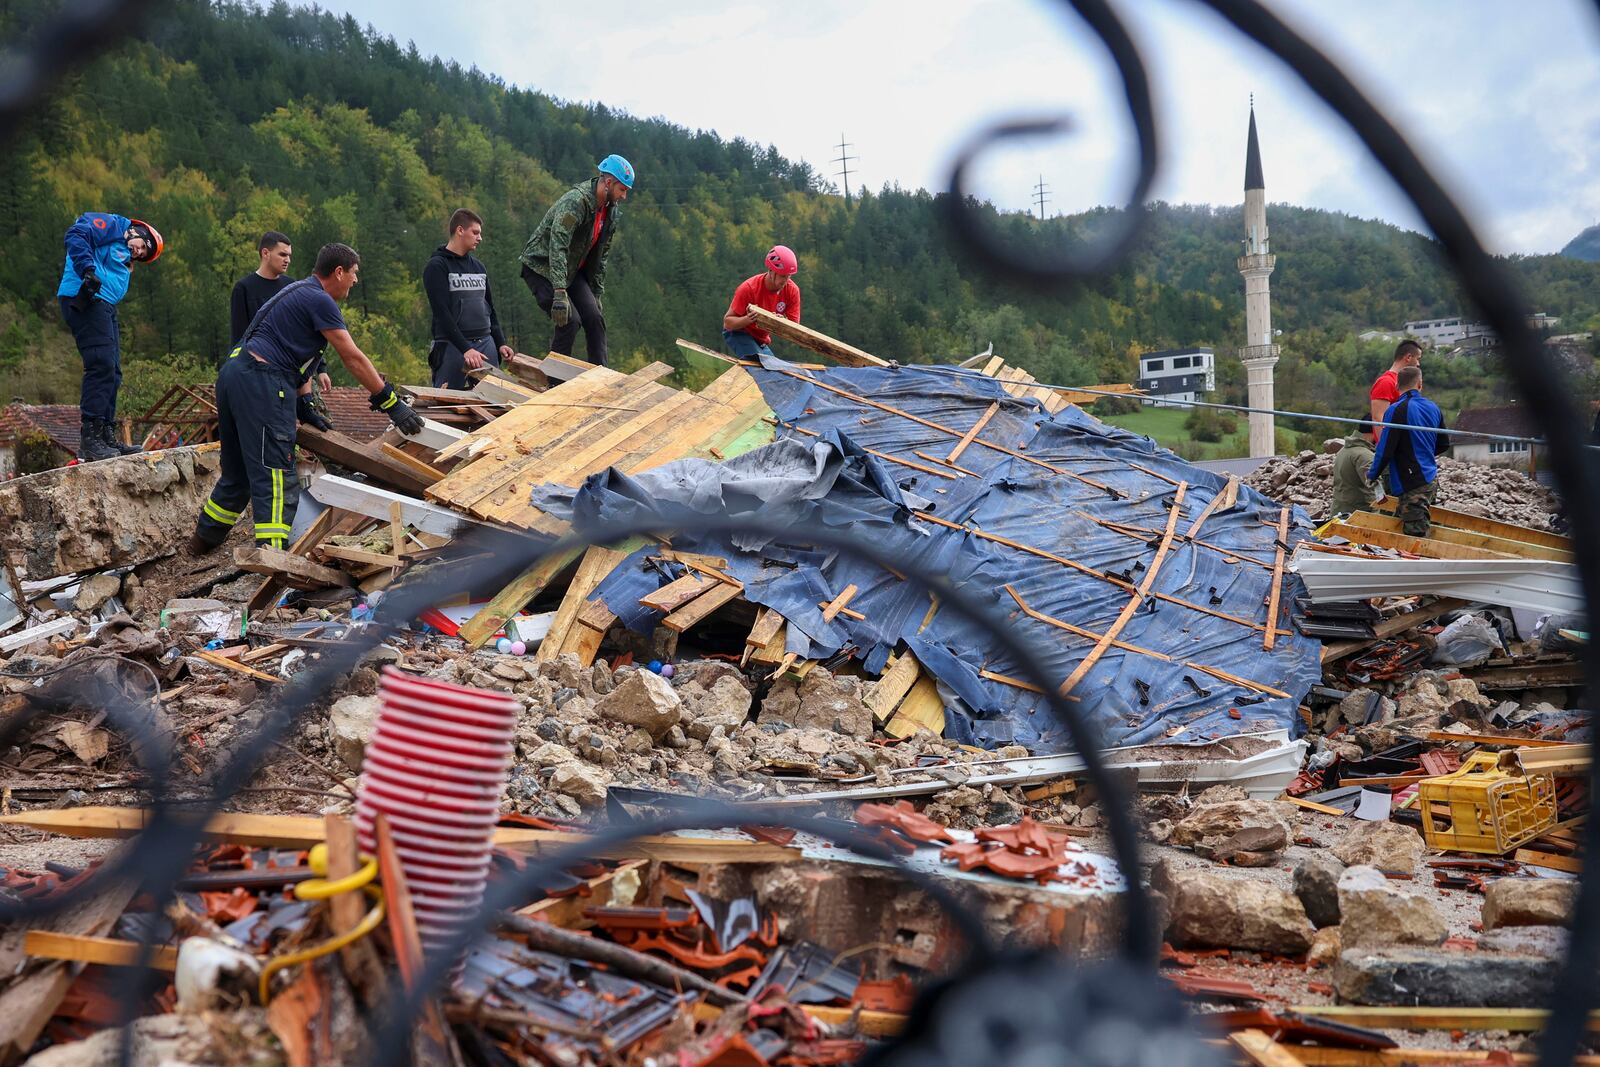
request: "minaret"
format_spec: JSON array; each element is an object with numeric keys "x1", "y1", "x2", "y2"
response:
[{"x1": 1238, "y1": 103, "x2": 1279, "y2": 458}]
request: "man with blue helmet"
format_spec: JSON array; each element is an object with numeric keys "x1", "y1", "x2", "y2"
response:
[
  {"x1": 57, "y1": 212, "x2": 164, "y2": 461},
  {"x1": 519, "y1": 154, "x2": 633, "y2": 366}
]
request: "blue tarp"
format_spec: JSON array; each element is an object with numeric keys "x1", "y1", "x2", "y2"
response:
[{"x1": 532, "y1": 359, "x2": 1322, "y2": 752}]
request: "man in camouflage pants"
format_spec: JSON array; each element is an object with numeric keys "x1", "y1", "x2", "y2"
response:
[{"x1": 1369, "y1": 365, "x2": 1448, "y2": 537}]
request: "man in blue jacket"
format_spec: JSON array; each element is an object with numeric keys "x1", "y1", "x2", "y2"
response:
[
  {"x1": 1369, "y1": 365, "x2": 1449, "y2": 537},
  {"x1": 57, "y1": 212, "x2": 165, "y2": 462}
]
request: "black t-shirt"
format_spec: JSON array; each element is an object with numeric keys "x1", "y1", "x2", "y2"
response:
[
  {"x1": 244, "y1": 278, "x2": 347, "y2": 383},
  {"x1": 230, "y1": 272, "x2": 293, "y2": 345}
]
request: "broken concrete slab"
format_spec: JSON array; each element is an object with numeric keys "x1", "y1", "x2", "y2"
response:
[
  {"x1": 1336, "y1": 865, "x2": 1446, "y2": 948},
  {"x1": 0, "y1": 446, "x2": 219, "y2": 580},
  {"x1": 1334, "y1": 945, "x2": 1555, "y2": 1006}
]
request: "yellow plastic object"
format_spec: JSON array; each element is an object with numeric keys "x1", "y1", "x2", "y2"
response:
[
  {"x1": 259, "y1": 843, "x2": 384, "y2": 1004},
  {"x1": 1416, "y1": 752, "x2": 1558, "y2": 855}
]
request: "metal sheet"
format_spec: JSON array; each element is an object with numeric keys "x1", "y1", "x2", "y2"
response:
[{"x1": 1290, "y1": 549, "x2": 1584, "y2": 617}]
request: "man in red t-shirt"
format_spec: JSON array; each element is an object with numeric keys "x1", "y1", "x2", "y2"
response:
[
  {"x1": 1369, "y1": 339, "x2": 1422, "y2": 441},
  {"x1": 722, "y1": 245, "x2": 801, "y2": 358}
]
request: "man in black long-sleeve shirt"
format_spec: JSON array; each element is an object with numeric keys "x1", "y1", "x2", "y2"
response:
[
  {"x1": 230, "y1": 231, "x2": 293, "y2": 346},
  {"x1": 424, "y1": 209, "x2": 513, "y2": 389}
]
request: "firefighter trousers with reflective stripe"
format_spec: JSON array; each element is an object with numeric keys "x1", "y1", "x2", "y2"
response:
[{"x1": 194, "y1": 355, "x2": 299, "y2": 550}]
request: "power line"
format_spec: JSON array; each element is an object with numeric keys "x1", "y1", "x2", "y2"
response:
[
  {"x1": 1033, "y1": 174, "x2": 1051, "y2": 221},
  {"x1": 832, "y1": 133, "x2": 858, "y2": 207}
]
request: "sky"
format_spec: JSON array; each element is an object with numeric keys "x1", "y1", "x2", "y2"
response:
[{"x1": 328, "y1": 1, "x2": 1600, "y2": 256}]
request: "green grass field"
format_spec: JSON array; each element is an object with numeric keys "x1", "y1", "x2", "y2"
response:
[{"x1": 1098, "y1": 404, "x2": 1253, "y2": 460}]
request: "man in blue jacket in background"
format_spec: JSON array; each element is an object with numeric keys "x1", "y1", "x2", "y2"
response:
[
  {"x1": 57, "y1": 212, "x2": 165, "y2": 462},
  {"x1": 1369, "y1": 365, "x2": 1449, "y2": 537}
]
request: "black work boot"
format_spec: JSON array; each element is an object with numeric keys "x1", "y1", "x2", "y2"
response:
[
  {"x1": 102, "y1": 420, "x2": 142, "y2": 456},
  {"x1": 78, "y1": 418, "x2": 119, "y2": 462}
]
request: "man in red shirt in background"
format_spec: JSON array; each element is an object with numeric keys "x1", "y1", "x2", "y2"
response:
[
  {"x1": 722, "y1": 245, "x2": 800, "y2": 358},
  {"x1": 1369, "y1": 339, "x2": 1422, "y2": 441}
]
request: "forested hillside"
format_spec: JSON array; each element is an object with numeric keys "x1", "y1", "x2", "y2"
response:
[{"x1": 2, "y1": 0, "x2": 1598, "y2": 428}]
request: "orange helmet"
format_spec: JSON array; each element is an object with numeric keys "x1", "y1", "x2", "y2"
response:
[{"x1": 128, "y1": 219, "x2": 164, "y2": 263}]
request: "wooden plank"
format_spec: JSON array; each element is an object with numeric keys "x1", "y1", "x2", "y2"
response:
[
  {"x1": 745, "y1": 307, "x2": 890, "y2": 367},
  {"x1": 1321, "y1": 521, "x2": 1513, "y2": 560},
  {"x1": 295, "y1": 425, "x2": 433, "y2": 495},
  {"x1": 536, "y1": 542, "x2": 644, "y2": 662},
  {"x1": 323, "y1": 814, "x2": 385, "y2": 1006},
  {"x1": 1421, "y1": 730, "x2": 1570, "y2": 748},
  {"x1": 1284, "y1": 796, "x2": 1347, "y2": 817},
  {"x1": 748, "y1": 623, "x2": 788, "y2": 667},
  {"x1": 883, "y1": 675, "x2": 945, "y2": 739},
  {"x1": 24, "y1": 931, "x2": 177, "y2": 971},
  {"x1": 744, "y1": 607, "x2": 786, "y2": 650},
  {"x1": 471, "y1": 375, "x2": 543, "y2": 406},
  {"x1": 820, "y1": 583, "x2": 860, "y2": 623},
  {"x1": 866, "y1": 653, "x2": 921, "y2": 724},
  {"x1": 1372, "y1": 498, "x2": 1572, "y2": 551},
  {"x1": 1231, "y1": 1030, "x2": 1307, "y2": 1067},
  {"x1": 1058, "y1": 484, "x2": 1188, "y2": 697},
  {"x1": 247, "y1": 506, "x2": 340, "y2": 614},
  {"x1": 660, "y1": 580, "x2": 744, "y2": 633},
  {"x1": 1289, "y1": 1050, "x2": 1600, "y2": 1067},
  {"x1": 576, "y1": 596, "x2": 619, "y2": 631},
  {"x1": 1286, "y1": 1005, "x2": 1598, "y2": 1033},
  {"x1": 640, "y1": 573, "x2": 715, "y2": 613},
  {"x1": 234, "y1": 546, "x2": 349, "y2": 588},
  {"x1": 431, "y1": 367, "x2": 627, "y2": 464},
  {"x1": 541, "y1": 351, "x2": 603, "y2": 382},
  {"x1": 316, "y1": 543, "x2": 409, "y2": 569},
  {"x1": 459, "y1": 547, "x2": 585, "y2": 650},
  {"x1": 1264, "y1": 507, "x2": 1290, "y2": 651},
  {"x1": 308, "y1": 474, "x2": 497, "y2": 539},
  {"x1": 1345, "y1": 510, "x2": 1571, "y2": 562},
  {"x1": 1515, "y1": 847, "x2": 1581, "y2": 873},
  {"x1": 945, "y1": 402, "x2": 999, "y2": 464},
  {"x1": 516, "y1": 860, "x2": 648, "y2": 927},
  {"x1": 379, "y1": 442, "x2": 447, "y2": 485},
  {"x1": 195, "y1": 649, "x2": 282, "y2": 684}
]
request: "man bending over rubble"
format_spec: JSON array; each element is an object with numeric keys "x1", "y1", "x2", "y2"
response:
[
  {"x1": 722, "y1": 245, "x2": 801, "y2": 359},
  {"x1": 1368, "y1": 365, "x2": 1447, "y2": 537},
  {"x1": 188, "y1": 243, "x2": 425, "y2": 556}
]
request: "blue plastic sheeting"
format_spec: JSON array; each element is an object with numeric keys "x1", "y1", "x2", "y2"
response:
[{"x1": 532, "y1": 358, "x2": 1322, "y2": 752}]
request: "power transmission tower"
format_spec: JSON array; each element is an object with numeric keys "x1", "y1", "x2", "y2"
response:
[
  {"x1": 1033, "y1": 174, "x2": 1051, "y2": 220},
  {"x1": 832, "y1": 133, "x2": 858, "y2": 207}
]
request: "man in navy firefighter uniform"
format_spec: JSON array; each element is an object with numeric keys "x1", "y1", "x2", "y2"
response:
[
  {"x1": 1368, "y1": 364, "x2": 1449, "y2": 538},
  {"x1": 57, "y1": 212, "x2": 164, "y2": 462},
  {"x1": 189, "y1": 243, "x2": 424, "y2": 555}
]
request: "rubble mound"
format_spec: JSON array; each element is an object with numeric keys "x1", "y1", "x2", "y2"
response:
[{"x1": 1245, "y1": 452, "x2": 1559, "y2": 527}]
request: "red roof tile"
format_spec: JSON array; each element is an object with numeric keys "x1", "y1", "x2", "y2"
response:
[{"x1": 0, "y1": 404, "x2": 81, "y2": 455}]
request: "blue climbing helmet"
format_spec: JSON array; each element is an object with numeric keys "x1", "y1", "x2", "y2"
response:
[{"x1": 597, "y1": 154, "x2": 635, "y2": 189}]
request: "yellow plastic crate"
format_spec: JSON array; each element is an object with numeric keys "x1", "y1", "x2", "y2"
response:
[{"x1": 1416, "y1": 752, "x2": 1558, "y2": 855}]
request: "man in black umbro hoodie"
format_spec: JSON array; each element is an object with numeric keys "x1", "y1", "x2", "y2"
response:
[{"x1": 423, "y1": 208, "x2": 513, "y2": 389}]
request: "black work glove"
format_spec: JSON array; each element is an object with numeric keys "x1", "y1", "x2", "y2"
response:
[
  {"x1": 69, "y1": 270, "x2": 100, "y2": 312},
  {"x1": 370, "y1": 382, "x2": 424, "y2": 436},
  {"x1": 550, "y1": 287, "x2": 570, "y2": 327},
  {"x1": 296, "y1": 394, "x2": 333, "y2": 432}
]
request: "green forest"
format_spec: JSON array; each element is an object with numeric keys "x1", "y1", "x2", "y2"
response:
[{"x1": 3, "y1": 0, "x2": 1599, "y2": 450}]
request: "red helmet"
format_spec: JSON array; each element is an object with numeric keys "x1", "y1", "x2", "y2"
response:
[
  {"x1": 765, "y1": 244, "x2": 798, "y2": 276},
  {"x1": 128, "y1": 219, "x2": 164, "y2": 263}
]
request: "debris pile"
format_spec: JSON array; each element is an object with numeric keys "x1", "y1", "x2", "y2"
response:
[{"x1": 1246, "y1": 451, "x2": 1560, "y2": 527}]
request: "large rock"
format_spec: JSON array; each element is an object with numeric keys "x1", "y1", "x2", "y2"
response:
[
  {"x1": 1336, "y1": 865, "x2": 1446, "y2": 948},
  {"x1": 595, "y1": 670, "x2": 682, "y2": 740},
  {"x1": 1334, "y1": 946, "x2": 1556, "y2": 1006},
  {"x1": 1332, "y1": 821, "x2": 1427, "y2": 873},
  {"x1": 1169, "y1": 799, "x2": 1295, "y2": 849},
  {"x1": 1293, "y1": 852, "x2": 1346, "y2": 928},
  {"x1": 757, "y1": 670, "x2": 872, "y2": 738},
  {"x1": 1481, "y1": 878, "x2": 1577, "y2": 929},
  {"x1": 73, "y1": 572, "x2": 123, "y2": 613},
  {"x1": 1162, "y1": 865, "x2": 1315, "y2": 954},
  {"x1": 329, "y1": 694, "x2": 380, "y2": 771},
  {"x1": 681, "y1": 675, "x2": 753, "y2": 741},
  {"x1": 550, "y1": 763, "x2": 611, "y2": 808}
]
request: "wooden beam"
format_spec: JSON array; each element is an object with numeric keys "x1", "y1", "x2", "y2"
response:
[
  {"x1": 1286, "y1": 1004, "x2": 1600, "y2": 1033},
  {"x1": 744, "y1": 307, "x2": 890, "y2": 367},
  {"x1": 536, "y1": 541, "x2": 647, "y2": 662},
  {"x1": 1264, "y1": 507, "x2": 1289, "y2": 651},
  {"x1": 639, "y1": 573, "x2": 715, "y2": 613},
  {"x1": 1372, "y1": 498, "x2": 1571, "y2": 551},
  {"x1": 459, "y1": 547, "x2": 584, "y2": 649},
  {"x1": 516, "y1": 860, "x2": 647, "y2": 927},
  {"x1": 820, "y1": 584, "x2": 860, "y2": 623},
  {"x1": 24, "y1": 931, "x2": 177, "y2": 971},
  {"x1": 883, "y1": 675, "x2": 945, "y2": 739},
  {"x1": 233, "y1": 546, "x2": 349, "y2": 588},
  {"x1": 1231, "y1": 1030, "x2": 1307, "y2": 1067},
  {"x1": 1321, "y1": 521, "x2": 1514, "y2": 560},
  {"x1": 379, "y1": 442, "x2": 447, "y2": 485},
  {"x1": 744, "y1": 606, "x2": 785, "y2": 650},
  {"x1": 295, "y1": 425, "x2": 434, "y2": 496},
  {"x1": 661, "y1": 580, "x2": 744, "y2": 633},
  {"x1": 945, "y1": 402, "x2": 999, "y2": 464},
  {"x1": 866, "y1": 653, "x2": 921, "y2": 724},
  {"x1": 1345, "y1": 510, "x2": 1571, "y2": 562},
  {"x1": 316, "y1": 543, "x2": 411, "y2": 569},
  {"x1": 194, "y1": 649, "x2": 282, "y2": 684}
]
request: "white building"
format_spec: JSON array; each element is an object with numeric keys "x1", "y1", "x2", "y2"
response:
[
  {"x1": 1402, "y1": 317, "x2": 1480, "y2": 346},
  {"x1": 1137, "y1": 348, "x2": 1216, "y2": 407},
  {"x1": 1449, "y1": 405, "x2": 1539, "y2": 469}
]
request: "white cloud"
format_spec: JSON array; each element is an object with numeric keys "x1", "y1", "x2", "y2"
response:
[{"x1": 331, "y1": 0, "x2": 1600, "y2": 254}]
